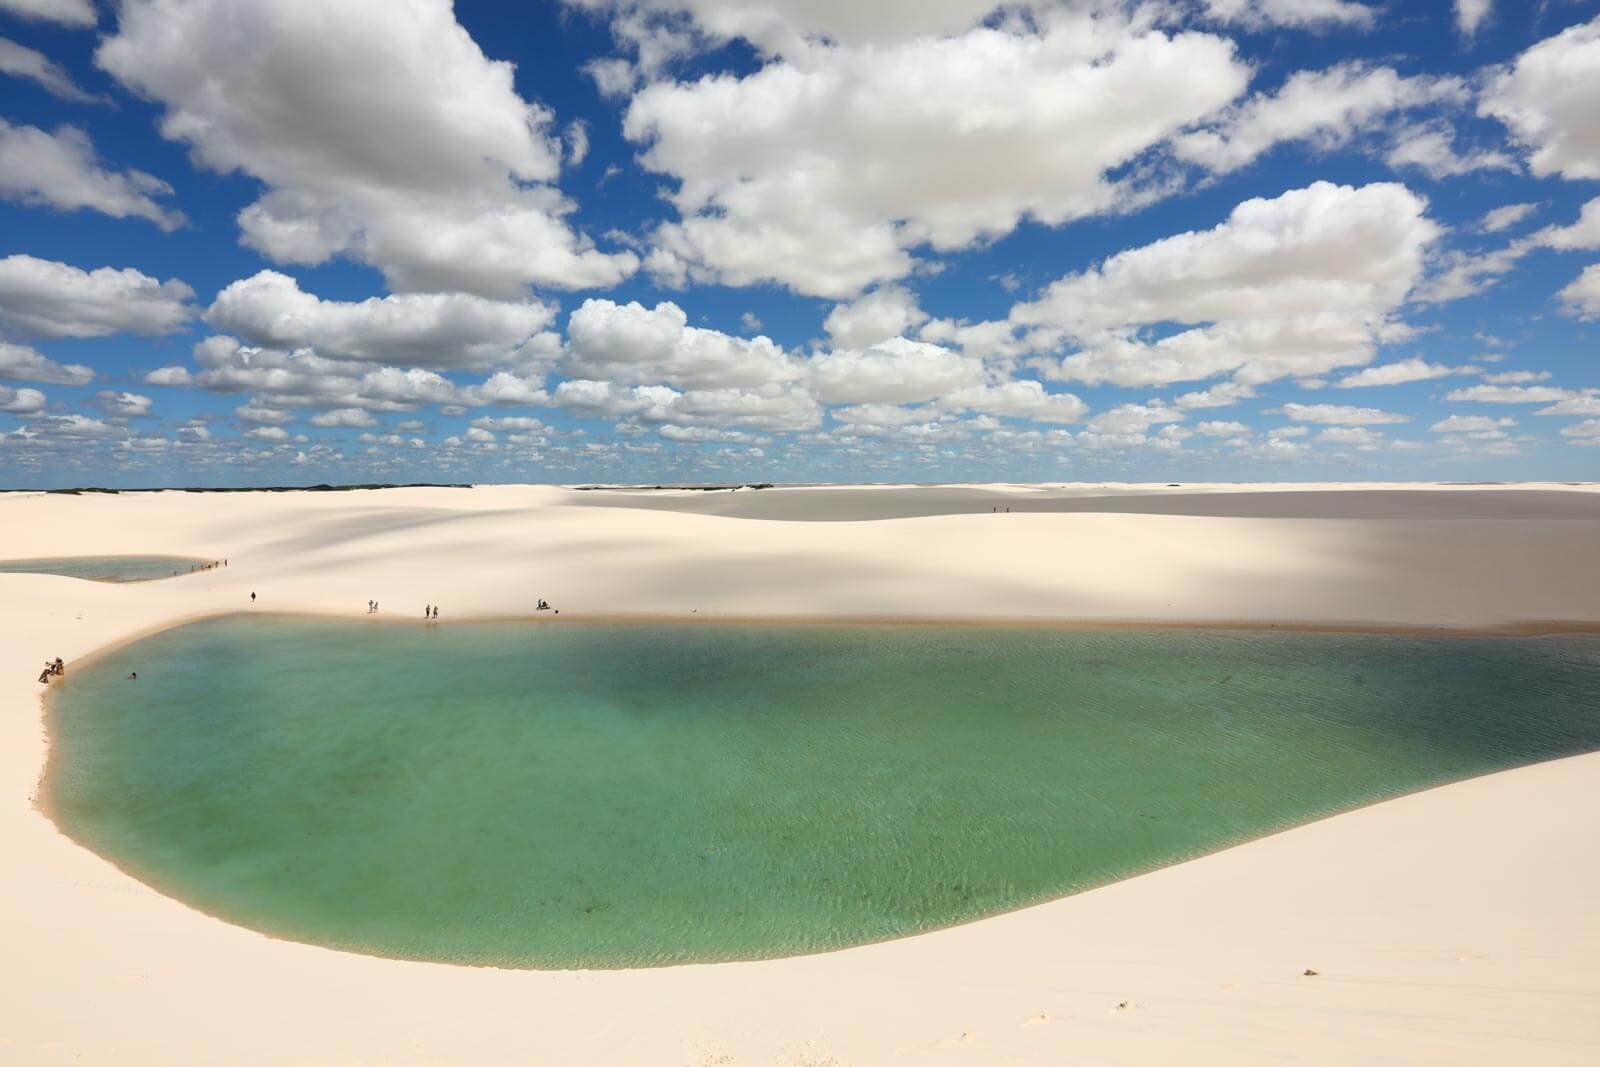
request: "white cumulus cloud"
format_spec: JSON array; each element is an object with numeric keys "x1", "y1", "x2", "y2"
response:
[
  {"x1": 1478, "y1": 202, "x2": 1538, "y2": 233},
  {"x1": 1173, "y1": 64, "x2": 1461, "y2": 175},
  {"x1": 1383, "y1": 120, "x2": 1516, "y2": 179},
  {"x1": 1481, "y1": 17, "x2": 1600, "y2": 180},
  {"x1": 206, "y1": 271, "x2": 557, "y2": 372},
  {"x1": 310, "y1": 407, "x2": 378, "y2": 428},
  {"x1": 0, "y1": 36, "x2": 98, "y2": 101},
  {"x1": 809, "y1": 337, "x2": 985, "y2": 405},
  {"x1": 1084, "y1": 402, "x2": 1184, "y2": 435},
  {"x1": 824, "y1": 286, "x2": 928, "y2": 351},
  {"x1": 1335, "y1": 358, "x2": 1464, "y2": 388},
  {"x1": 1445, "y1": 384, "x2": 1575, "y2": 404},
  {"x1": 0, "y1": 119, "x2": 184, "y2": 230},
  {"x1": 1281, "y1": 402, "x2": 1409, "y2": 424},
  {"x1": 1558, "y1": 263, "x2": 1600, "y2": 318},
  {"x1": 1017, "y1": 181, "x2": 1438, "y2": 388},
  {"x1": 0, "y1": 254, "x2": 195, "y2": 338},
  {"x1": 92, "y1": 390, "x2": 153, "y2": 417},
  {"x1": 940, "y1": 380, "x2": 1087, "y2": 424},
  {"x1": 0, "y1": 340, "x2": 94, "y2": 384},
  {"x1": 97, "y1": 0, "x2": 637, "y2": 297},
  {"x1": 624, "y1": 8, "x2": 1248, "y2": 296},
  {"x1": 564, "y1": 298, "x2": 800, "y2": 390},
  {"x1": 143, "y1": 365, "x2": 192, "y2": 387},
  {"x1": 0, "y1": 384, "x2": 47, "y2": 413},
  {"x1": 1430, "y1": 414, "x2": 1514, "y2": 433},
  {"x1": 567, "y1": 0, "x2": 1006, "y2": 58},
  {"x1": 0, "y1": 0, "x2": 95, "y2": 26},
  {"x1": 1202, "y1": 0, "x2": 1375, "y2": 30},
  {"x1": 1455, "y1": 0, "x2": 1492, "y2": 38}
]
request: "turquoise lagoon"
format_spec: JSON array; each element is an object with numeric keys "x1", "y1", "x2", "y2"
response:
[
  {"x1": 45, "y1": 617, "x2": 1600, "y2": 968},
  {"x1": 0, "y1": 556, "x2": 205, "y2": 582}
]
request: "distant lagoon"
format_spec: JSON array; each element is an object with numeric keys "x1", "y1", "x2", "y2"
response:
[
  {"x1": 0, "y1": 556, "x2": 207, "y2": 582},
  {"x1": 45, "y1": 617, "x2": 1600, "y2": 968}
]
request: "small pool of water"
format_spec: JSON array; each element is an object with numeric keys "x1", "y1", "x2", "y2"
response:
[
  {"x1": 0, "y1": 555, "x2": 210, "y2": 582},
  {"x1": 45, "y1": 617, "x2": 1600, "y2": 968}
]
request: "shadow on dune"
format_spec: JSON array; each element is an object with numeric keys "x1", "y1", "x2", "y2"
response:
[
  {"x1": 238, "y1": 507, "x2": 528, "y2": 558},
  {"x1": 568, "y1": 487, "x2": 1600, "y2": 522}
]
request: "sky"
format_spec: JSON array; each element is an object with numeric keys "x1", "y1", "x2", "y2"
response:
[{"x1": 1, "y1": 0, "x2": 1598, "y2": 488}]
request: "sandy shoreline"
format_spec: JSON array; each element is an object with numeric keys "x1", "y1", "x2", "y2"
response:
[
  {"x1": 52, "y1": 605, "x2": 1600, "y2": 644},
  {"x1": 4, "y1": 483, "x2": 1599, "y2": 1064}
]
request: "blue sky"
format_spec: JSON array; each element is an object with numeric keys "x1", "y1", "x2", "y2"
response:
[{"x1": 1, "y1": 0, "x2": 1597, "y2": 488}]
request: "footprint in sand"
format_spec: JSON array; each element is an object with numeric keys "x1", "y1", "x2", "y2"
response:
[{"x1": 935, "y1": 1032, "x2": 979, "y2": 1048}]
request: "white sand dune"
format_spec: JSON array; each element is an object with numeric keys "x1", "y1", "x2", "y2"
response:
[{"x1": 2, "y1": 483, "x2": 1598, "y2": 1064}]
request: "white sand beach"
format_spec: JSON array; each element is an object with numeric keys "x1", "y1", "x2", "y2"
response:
[{"x1": 2, "y1": 483, "x2": 1599, "y2": 1065}]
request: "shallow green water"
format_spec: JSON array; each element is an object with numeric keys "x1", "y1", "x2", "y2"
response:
[
  {"x1": 0, "y1": 555, "x2": 204, "y2": 582},
  {"x1": 46, "y1": 617, "x2": 1600, "y2": 968}
]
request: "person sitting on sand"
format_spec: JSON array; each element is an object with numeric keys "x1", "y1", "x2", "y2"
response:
[
  {"x1": 38, "y1": 668, "x2": 51, "y2": 684},
  {"x1": 53, "y1": 657, "x2": 64, "y2": 675}
]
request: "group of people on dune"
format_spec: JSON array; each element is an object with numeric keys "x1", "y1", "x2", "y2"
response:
[{"x1": 31, "y1": 561, "x2": 565, "y2": 687}]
